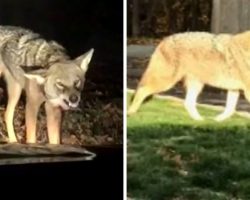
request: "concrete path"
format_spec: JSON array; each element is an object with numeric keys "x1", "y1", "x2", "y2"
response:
[{"x1": 127, "y1": 45, "x2": 155, "y2": 58}]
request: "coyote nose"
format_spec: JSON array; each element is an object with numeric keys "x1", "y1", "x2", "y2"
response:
[{"x1": 69, "y1": 94, "x2": 79, "y2": 103}]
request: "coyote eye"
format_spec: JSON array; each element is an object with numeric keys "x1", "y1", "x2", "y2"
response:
[
  {"x1": 74, "y1": 79, "x2": 81, "y2": 90},
  {"x1": 55, "y1": 81, "x2": 65, "y2": 90}
]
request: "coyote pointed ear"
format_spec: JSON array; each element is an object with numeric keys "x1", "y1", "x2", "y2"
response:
[
  {"x1": 18, "y1": 66, "x2": 47, "y2": 85},
  {"x1": 75, "y1": 48, "x2": 94, "y2": 73},
  {"x1": 24, "y1": 73, "x2": 45, "y2": 85}
]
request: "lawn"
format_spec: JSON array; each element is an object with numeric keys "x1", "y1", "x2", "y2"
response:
[{"x1": 127, "y1": 92, "x2": 250, "y2": 200}]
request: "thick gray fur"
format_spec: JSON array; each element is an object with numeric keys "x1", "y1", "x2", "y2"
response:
[
  {"x1": 0, "y1": 25, "x2": 94, "y2": 144},
  {"x1": 0, "y1": 25, "x2": 70, "y2": 86}
]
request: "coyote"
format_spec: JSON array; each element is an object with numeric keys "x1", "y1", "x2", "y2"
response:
[
  {"x1": 0, "y1": 26, "x2": 94, "y2": 144},
  {"x1": 128, "y1": 31, "x2": 250, "y2": 121}
]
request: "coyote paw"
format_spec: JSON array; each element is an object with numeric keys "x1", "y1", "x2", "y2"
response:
[
  {"x1": 214, "y1": 114, "x2": 229, "y2": 122},
  {"x1": 127, "y1": 109, "x2": 137, "y2": 116},
  {"x1": 188, "y1": 113, "x2": 204, "y2": 121}
]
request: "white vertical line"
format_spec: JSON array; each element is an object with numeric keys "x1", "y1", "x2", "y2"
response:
[{"x1": 123, "y1": 0, "x2": 127, "y2": 199}]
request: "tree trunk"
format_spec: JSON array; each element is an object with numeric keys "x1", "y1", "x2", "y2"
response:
[
  {"x1": 132, "y1": 0, "x2": 139, "y2": 37},
  {"x1": 211, "y1": 0, "x2": 221, "y2": 33},
  {"x1": 211, "y1": 0, "x2": 250, "y2": 33}
]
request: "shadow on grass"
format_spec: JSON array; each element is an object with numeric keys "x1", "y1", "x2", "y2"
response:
[{"x1": 128, "y1": 123, "x2": 250, "y2": 200}]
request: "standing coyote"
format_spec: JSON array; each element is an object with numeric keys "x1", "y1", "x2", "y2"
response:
[
  {"x1": 0, "y1": 26, "x2": 94, "y2": 144},
  {"x1": 128, "y1": 31, "x2": 250, "y2": 121}
]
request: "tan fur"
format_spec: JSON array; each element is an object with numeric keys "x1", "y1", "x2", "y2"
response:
[
  {"x1": 0, "y1": 26, "x2": 94, "y2": 144},
  {"x1": 128, "y1": 31, "x2": 250, "y2": 121}
]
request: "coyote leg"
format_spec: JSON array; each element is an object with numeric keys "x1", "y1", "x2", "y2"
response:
[
  {"x1": 45, "y1": 102, "x2": 62, "y2": 145},
  {"x1": 128, "y1": 44, "x2": 183, "y2": 115},
  {"x1": 5, "y1": 74, "x2": 22, "y2": 143},
  {"x1": 184, "y1": 79, "x2": 204, "y2": 120},
  {"x1": 25, "y1": 81, "x2": 44, "y2": 143},
  {"x1": 215, "y1": 90, "x2": 239, "y2": 121},
  {"x1": 25, "y1": 98, "x2": 43, "y2": 143},
  {"x1": 127, "y1": 73, "x2": 183, "y2": 115},
  {"x1": 127, "y1": 86, "x2": 153, "y2": 115}
]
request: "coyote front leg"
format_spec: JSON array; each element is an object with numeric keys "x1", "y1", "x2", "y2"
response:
[
  {"x1": 45, "y1": 102, "x2": 62, "y2": 145},
  {"x1": 4, "y1": 72, "x2": 22, "y2": 143},
  {"x1": 25, "y1": 81, "x2": 44, "y2": 143}
]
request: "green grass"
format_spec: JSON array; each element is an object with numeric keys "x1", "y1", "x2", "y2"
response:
[{"x1": 127, "y1": 93, "x2": 250, "y2": 200}]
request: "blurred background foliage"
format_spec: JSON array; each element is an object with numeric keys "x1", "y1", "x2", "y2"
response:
[{"x1": 127, "y1": 0, "x2": 212, "y2": 38}]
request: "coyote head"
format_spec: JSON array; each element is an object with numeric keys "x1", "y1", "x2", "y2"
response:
[{"x1": 24, "y1": 48, "x2": 94, "y2": 110}]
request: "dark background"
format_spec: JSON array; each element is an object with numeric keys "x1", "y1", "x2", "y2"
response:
[
  {"x1": 127, "y1": 0, "x2": 212, "y2": 37},
  {"x1": 0, "y1": 0, "x2": 123, "y2": 199},
  {"x1": 0, "y1": 0, "x2": 123, "y2": 97}
]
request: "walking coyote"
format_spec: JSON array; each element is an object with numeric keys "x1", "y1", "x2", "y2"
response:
[{"x1": 128, "y1": 31, "x2": 250, "y2": 121}]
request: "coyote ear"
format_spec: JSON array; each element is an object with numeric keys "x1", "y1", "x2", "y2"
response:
[
  {"x1": 75, "y1": 48, "x2": 94, "y2": 73},
  {"x1": 24, "y1": 74, "x2": 45, "y2": 85},
  {"x1": 18, "y1": 66, "x2": 47, "y2": 85}
]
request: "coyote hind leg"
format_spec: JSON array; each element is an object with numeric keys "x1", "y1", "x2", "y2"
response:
[
  {"x1": 127, "y1": 86, "x2": 153, "y2": 115},
  {"x1": 215, "y1": 90, "x2": 239, "y2": 121},
  {"x1": 127, "y1": 44, "x2": 184, "y2": 115},
  {"x1": 127, "y1": 70, "x2": 183, "y2": 115},
  {"x1": 184, "y1": 78, "x2": 204, "y2": 120}
]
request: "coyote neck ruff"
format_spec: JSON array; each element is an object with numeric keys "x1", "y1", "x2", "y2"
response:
[
  {"x1": 0, "y1": 26, "x2": 69, "y2": 85},
  {"x1": 0, "y1": 25, "x2": 94, "y2": 144}
]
